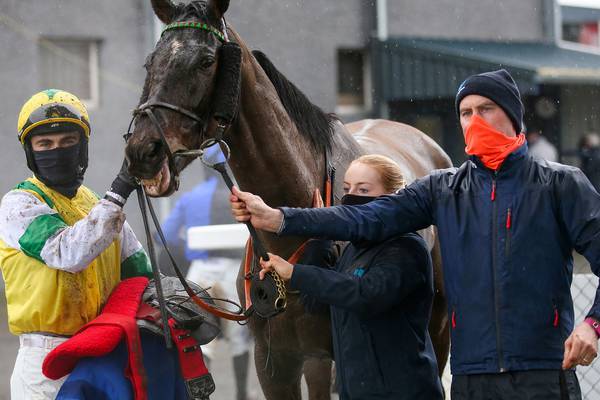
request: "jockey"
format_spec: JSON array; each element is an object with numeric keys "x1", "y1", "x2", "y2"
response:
[{"x1": 0, "y1": 89, "x2": 152, "y2": 399}]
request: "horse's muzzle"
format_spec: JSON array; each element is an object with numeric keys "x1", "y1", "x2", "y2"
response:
[{"x1": 125, "y1": 139, "x2": 167, "y2": 179}]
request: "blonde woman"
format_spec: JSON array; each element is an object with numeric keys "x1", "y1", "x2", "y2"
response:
[{"x1": 237, "y1": 155, "x2": 442, "y2": 400}]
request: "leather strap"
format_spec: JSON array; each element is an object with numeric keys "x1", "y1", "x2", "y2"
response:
[{"x1": 168, "y1": 319, "x2": 215, "y2": 400}]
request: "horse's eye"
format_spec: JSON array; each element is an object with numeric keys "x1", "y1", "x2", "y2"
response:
[{"x1": 198, "y1": 56, "x2": 215, "y2": 69}]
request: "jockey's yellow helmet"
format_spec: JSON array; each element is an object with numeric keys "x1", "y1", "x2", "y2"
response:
[{"x1": 17, "y1": 89, "x2": 90, "y2": 144}]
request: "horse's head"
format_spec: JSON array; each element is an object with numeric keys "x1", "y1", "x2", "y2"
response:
[{"x1": 125, "y1": 0, "x2": 231, "y2": 196}]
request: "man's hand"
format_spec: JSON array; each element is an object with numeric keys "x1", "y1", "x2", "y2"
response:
[
  {"x1": 230, "y1": 186, "x2": 283, "y2": 232},
  {"x1": 259, "y1": 253, "x2": 293, "y2": 281},
  {"x1": 563, "y1": 321, "x2": 598, "y2": 369},
  {"x1": 104, "y1": 158, "x2": 139, "y2": 207},
  {"x1": 116, "y1": 158, "x2": 139, "y2": 189}
]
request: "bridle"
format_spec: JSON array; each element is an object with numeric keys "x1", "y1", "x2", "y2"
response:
[
  {"x1": 125, "y1": 16, "x2": 336, "y2": 348},
  {"x1": 124, "y1": 19, "x2": 231, "y2": 193}
]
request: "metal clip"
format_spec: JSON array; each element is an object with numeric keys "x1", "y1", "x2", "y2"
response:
[
  {"x1": 183, "y1": 344, "x2": 201, "y2": 353},
  {"x1": 199, "y1": 139, "x2": 231, "y2": 167}
]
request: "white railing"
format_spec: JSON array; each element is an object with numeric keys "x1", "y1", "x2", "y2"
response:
[{"x1": 187, "y1": 224, "x2": 248, "y2": 250}]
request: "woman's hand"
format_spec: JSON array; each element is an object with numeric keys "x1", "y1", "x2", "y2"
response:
[
  {"x1": 259, "y1": 252, "x2": 294, "y2": 281},
  {"x1": 230, "y1": 186, "x2": 283, "y2": 232}
]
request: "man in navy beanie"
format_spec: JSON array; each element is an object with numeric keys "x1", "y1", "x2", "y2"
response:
[{"x1": 229, "y1": 69, "x2": 600, "y2": 399}]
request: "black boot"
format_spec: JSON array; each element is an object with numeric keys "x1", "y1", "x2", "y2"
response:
[{"x1": 233, "y1": 351, "x2": 249, "y2": 400}]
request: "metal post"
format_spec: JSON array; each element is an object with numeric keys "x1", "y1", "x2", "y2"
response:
[{"x1": 376, "y1": 0, "x2": 388, "y2": 41}]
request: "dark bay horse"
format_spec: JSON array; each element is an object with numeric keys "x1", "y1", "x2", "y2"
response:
[{"x1": 125, "y1": 1, "x2": 451, "y2": 398}]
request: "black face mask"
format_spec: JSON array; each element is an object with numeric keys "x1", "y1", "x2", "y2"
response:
[
  {"x1": 340, "y1": 194, "x2": 378, "y2": 206},
  {"x1": 33, "y1": 144, "x2": 83, "y2": 198}
]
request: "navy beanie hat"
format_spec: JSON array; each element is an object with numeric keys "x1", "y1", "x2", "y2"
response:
[{"x1": 455, "y1": 69, "x2": 524, "y2": 133}]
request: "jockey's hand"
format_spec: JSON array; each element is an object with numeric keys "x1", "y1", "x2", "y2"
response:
[
  {"x1": 230, "y1": 186, "x2": 283, "y2": 232},
  {"x1": 563, "y1": 321, "x2": 598, "y2": 369},
  {"x1": 259, "y1": 253, "x2": 293, "y2": 281},
  {"x1": 105, "y1": 158, "x2": 139, "y2": 207}
]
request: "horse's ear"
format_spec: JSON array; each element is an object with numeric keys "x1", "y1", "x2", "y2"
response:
[
  {"x1": 208, "y1": 0, "x2": 230, "y2": 19},
  {"x1": 151, "y1": 0, "x2": 178, "y2": 24}
]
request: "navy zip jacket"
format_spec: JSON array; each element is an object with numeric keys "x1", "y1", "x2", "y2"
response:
[
  {"x1": 280, "y1": 144, "x2": 600, "y2": 375},
  {"x1": 291, "y1": 233, "x2": 442, "y2": 399}
]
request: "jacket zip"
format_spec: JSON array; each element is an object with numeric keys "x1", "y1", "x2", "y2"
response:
[
  {"x1": 365, "y1": 330, "x2": 385, "y2": 387},
  {"x1": 451, "y1": 308, "x2": 457, "y2": 329},
  {"x1": 491, "y1": 172, "x2": 506, "y2": 372},
  {"x1": 505, "y1": 208, "x2": 512, "y2": 258},
  {"x1": 331, "y1": 312, "x2": 346, "y2": 394}
]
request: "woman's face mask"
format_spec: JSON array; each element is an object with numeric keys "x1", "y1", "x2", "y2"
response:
[{"x1": 340, "y1": 193, "x2": 378, "y2": 206}]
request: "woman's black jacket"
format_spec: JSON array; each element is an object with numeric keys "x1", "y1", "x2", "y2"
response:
[{"x1": 290, "y1": 232, "x2": 443, "y2": 400}]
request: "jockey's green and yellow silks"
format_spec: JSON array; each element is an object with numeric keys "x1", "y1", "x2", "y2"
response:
[
  {"x1": 0, "y1": 177, "x2": 151, "y2": 335},
  {"x1": 121, "y1": 251, "x2": 152, "y2": 279}
]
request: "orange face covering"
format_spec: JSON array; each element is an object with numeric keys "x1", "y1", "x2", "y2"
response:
[{"x1": 464, "y1": 115, "x2": 525, "y2": 171}]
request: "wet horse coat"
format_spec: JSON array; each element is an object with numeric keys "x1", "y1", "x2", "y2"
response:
[{"x1": 124, "y1": 1, "x2": 451, "y2": 398}]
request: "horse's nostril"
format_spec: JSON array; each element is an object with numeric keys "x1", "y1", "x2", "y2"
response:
[{"x1": 126, "y1": 139, "x2": 166, "y2": 179}]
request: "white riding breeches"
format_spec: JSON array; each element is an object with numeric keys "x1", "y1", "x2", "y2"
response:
[
  {"x1": 11, "y1": 334, "x2": 69, "y2": 400},
  {"x1": 186, "y1": 257, "x2": 250, "y2": 359}
]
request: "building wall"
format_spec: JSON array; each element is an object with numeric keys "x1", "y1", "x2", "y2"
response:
[
  {"x1": 388, "y1": 0, "x2": 547, "y2": 41},
  {"x1": 0, "y1": 0, "x2": 154, "y2": 233},
  {"x1": 226, "y1": 0, "x2": 370, "y2": 114},
  {"x1": 225, "y1": 0, "x2": 553, "y2": 123}
]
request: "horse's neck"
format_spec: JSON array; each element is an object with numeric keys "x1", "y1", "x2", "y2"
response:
[{"x1": 226, "y1": 49, "x2": 323, "y2": 254}]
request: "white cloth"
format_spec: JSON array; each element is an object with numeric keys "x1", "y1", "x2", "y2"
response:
[
  {"x1": 187, "y1": 257, "x2": 250, "y2": 358},
  {"x1": 11, "y1": 334, "x2": 69, "y2": 400}
]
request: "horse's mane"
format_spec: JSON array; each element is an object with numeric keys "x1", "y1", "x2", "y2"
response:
[{"x1": 252, "y1": 50, "x2": 335, "y2": 151}]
